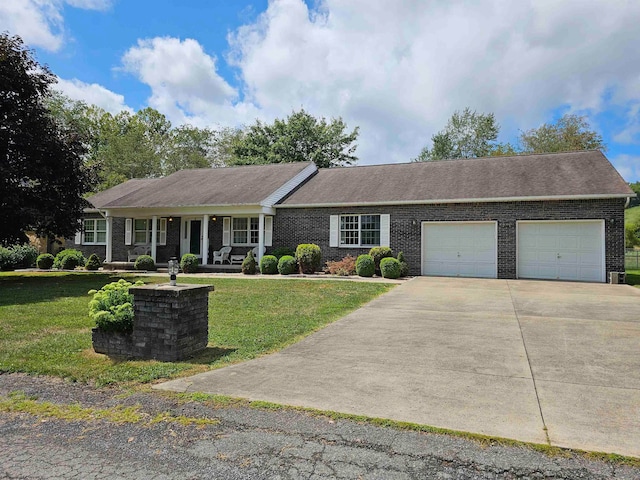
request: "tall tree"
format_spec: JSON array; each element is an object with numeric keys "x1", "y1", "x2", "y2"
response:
[
  {"x1": 228, "y1": 109, "x2": 359, "y2": 168},
  {"x1": 519, "y1": 114, "x2": 606, "y2": 154},
  {"x1": 0, "y1": 34, "x2": 91, "y2": 244},
  {"x1": 414, "y1": 108, "x2": 501, "y2": 161}
]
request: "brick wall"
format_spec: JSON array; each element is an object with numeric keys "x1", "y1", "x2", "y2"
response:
[{"x1": 272, "y1": 198, "x2": 626, "y2": 279}]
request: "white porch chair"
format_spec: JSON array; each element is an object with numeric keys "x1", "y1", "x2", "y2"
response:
[
  {"x1": 127, "y1": 245, "x2": 151, "y2": 262},
  {"x1": 252, "y1": 246, "x2": 266, "y2": 260},
  {"x1": 212, "y1": 246, "x2": 232, "y2": 264}
]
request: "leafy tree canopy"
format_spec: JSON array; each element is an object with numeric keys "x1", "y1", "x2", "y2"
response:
[
  {"x1": 228, "y1": 109, "x2": 359, "y2": 168},
  {"x1": 0, "y1": 33, "x2": 91, "y2": 244},
  {"x1": 519, "y1": 113, "x2": 606, "y2": 154}
]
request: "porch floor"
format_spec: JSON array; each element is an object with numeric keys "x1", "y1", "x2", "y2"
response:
[{"x1": 103, "y1": 262, "x2": 242, "y2": 273}]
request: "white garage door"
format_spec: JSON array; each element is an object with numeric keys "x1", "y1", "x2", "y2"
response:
[
  {"x1": 422, "y1": 222, "x2": 497, "y2": 278},
  {"x1": 518, "y1": 221, "x2": 605, "y2": 282}
]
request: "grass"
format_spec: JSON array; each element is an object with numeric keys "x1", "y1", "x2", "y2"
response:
[
  {"x1": 0, "y1": 272, "x2": 391, "y2": 386},
  {"x1": 626, "y1": 269, "x2": 640, "y2": 287},
  {"x1": 625, "y1": 205, "x2": 640, "y2": 227}
]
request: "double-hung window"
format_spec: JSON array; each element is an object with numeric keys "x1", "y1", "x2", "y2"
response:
[
  {"x1": 132, "y1": 219, "x2": 167, "y2": 245},
  {"x1": 232, "y1": 217, "x2": 260, "y2": 245},
  {"x1": 339, "y1": 214, "x2": 381, "y2": 247},
  {"x1": 83, "y1": 219, "x2": 107, "y2": 245}
]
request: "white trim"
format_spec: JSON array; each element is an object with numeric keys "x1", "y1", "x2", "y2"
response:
[
  {"x1": 258, "y1": 214, "x2": 265, "y2": 263},
  {"x1": 515, "y1": 219, "x2": 606, "y2": 283},
  {"x1": 96, "y1": 205, "x2": 276, "y2": 218},
  {"x1": 151, "y1": 216, "x2": 158, "y2": 262},
  {"x1": 222, "y1": 217, "x2": 231, "y2": 246},
  {"x1": 202, "y1": 215, "x2": 209, "y2": 265},
  {"x1": 380, "y1": 214, "x2": 390, "y2": 246},
  {"x1": 277, "y1": 193, "x2": 633, "y2": 209},
  {"x1": 81, "y1": 218, "x2": 107, "y2": 245},
  {"x1": 329, "y1": 215, "x2": 339, "y2": 247},
  {"x1": 264, "y1": 216, "x2": 273, "y2": 247},
  {"x1": 260, "y1": 163, "x2": 318, "y2": 207},
  {"x1": 125, "y1": 218, "x2": 132, "y2": 246},
  {"x1": 180, "y1": 217, "x2": 203, "y2": 258},
  {"x1": 337, "y1": 213, "x2": 385, "y2": 248},
  {"x1": 105, "y1": 216, "x2": 112, "y2": 262},
  {"x1": 420, "y1": 221, "x2": 498, "y2": 278}
]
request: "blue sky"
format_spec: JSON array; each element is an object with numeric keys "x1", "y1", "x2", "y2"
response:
[{"x1": 2, "y1": 0, "x2": 639, "y2": 182}]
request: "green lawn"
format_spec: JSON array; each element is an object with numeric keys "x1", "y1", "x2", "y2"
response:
[
  {"x1": 626, "y1": 270, "x2": 640, "y2": 287},
  {"x1": 0, "y1": 272, "x2": 392, "y2": 386}
]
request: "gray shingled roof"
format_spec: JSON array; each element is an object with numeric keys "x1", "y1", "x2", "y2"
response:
[
  {"x1": 279, "y1": 151, "x2": 633, "y2": 206},
  {"x1": 88, "y1": 162, "x2": 314, "y2": 209}
]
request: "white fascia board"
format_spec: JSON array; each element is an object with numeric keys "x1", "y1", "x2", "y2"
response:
[
  {"x1": 260, "y1": 163, "x2": 318, "y2": 207},
  {"x1": 276, "y1": 193, "x2": 633, "y2": 209},
  {"x1": 102, "y1": 205, "x2": 275, "y2": 218}
]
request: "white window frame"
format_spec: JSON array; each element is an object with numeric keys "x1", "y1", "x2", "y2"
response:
[
  {"x1": 339, "y1": 214, "x2": 382, "y2": 247},
  {"x1": 132, "y1": 218, "x2": 167, "y2": 246},
  {"x1": 227, "y1": 216, "x2": 272, "y2": 247},
  {"x1": 82, "y1": 218, "x2": 107, "y2": 245}
]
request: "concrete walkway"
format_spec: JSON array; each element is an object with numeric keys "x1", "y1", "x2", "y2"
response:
[{"x1": 156, "y1": 277, "x2": 640, "y2": 458}]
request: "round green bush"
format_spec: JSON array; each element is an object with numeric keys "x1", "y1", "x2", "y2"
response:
[
  {"x1": 53, "y1": 249, "x2": 86, "y2": 270},
  {"x1": 11, "y1": 244, "x2": 38, "y2": 268},
  {"x1": 356, "y1": 254, "x2": 375, "y2": 277},
  {"x1": 241, "y1": 251, "x2": 257, "y2": 275},
  {"x1": 0, "y1": 247, "x2": 17, "y2": 271},
  {"x1": 133, "y1": 255, "x2": 156, "y2": 271},
  {"x1": 380, "y1": 257, "x2": 402, "y2": 279},
  {"x1": 369, "y1": 246, "x2": 393, "y2": 275},
  {"x1": 277, "y1": 255, "x2": 296, "y2": 275},
  {"x1": 270, "y1": 246, "x2": 296, "y2": 259},
  {"x1": 259, "y1": 254, "x2": 278, "y2": 274},
  {"x1": 36, "y1": 253, "x2": 55, "y2": 270},
  {"x1": 180, "y1": 253, "x2": 199, "y2": 273},
  {"x1": 85, "y1": 253, "x2": 102, "y2": 271},
  {"x1": 295, "y1": 243, "x2": 321, "y2": 274},
  {"x1": 397, "y1": 251, "x2": 409, "y2": 277},
  {"x1": 88, "y1": 279, "x2": 144, "y2": 333}
]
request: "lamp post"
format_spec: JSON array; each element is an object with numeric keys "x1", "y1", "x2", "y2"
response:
[{"x1": 168, "y1": 256, "x2": 179, "y2": 286}]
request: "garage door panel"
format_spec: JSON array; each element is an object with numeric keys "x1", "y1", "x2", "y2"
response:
[
  {"x1": 423, "y1": 223, "x2": 497, "y2": 278},
  {"x1": 518, "y1": 221, "x2": 604, "y2": 283}
]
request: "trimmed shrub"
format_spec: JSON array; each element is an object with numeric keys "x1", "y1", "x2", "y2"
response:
[
  {"x1": 296, "y1": 243, "x2": 321, "y2": 274},
  {"x1": 397, "y1": 251, "x2": 409, "y2": 277},
  {"x1": 369, "y1": 246, "x2": 393, "y2": 275},
  {"x1": 36, "y1": 253, "x2": 55, "y2": 270},
  {"x1": 277, "y1": 255, "x2": 296, "y2": 275},
  {"x1": 325, "y1": 255, "x2": 357, "y2": 276},
  {"x1": 260, "y1": 254, "x2": 278, "y2": 274},
  {"x1": 356, "y1": 254, "x2": 375, "y2": 277},
  {"x1": 134, "y1": 255, "x2": 155, "y2": 271},
  {"x1": 11, "y1": 244, "x2": 38, "y2": 268},
  {"x1": 85, "y1": 253, "x2": 102, "y2": 271},
  {"x1": 270, "y1": 246, "x2": 296, "y2": 259},
  {"x1": 88, "y1": 279, "x2": 144, "y2": 333},
  {"x1": 241, "y1": 250, "x2": 257, "y2": 275},
  {"x1": 53, "y1": 249, "x2": 86, "y2": 270},
  {"x1": 380, "y1": 257, "x2": 402, "y2": 279},
  {"x1": 0, "y1": 247, "x2": 16, "y2": 271},
  {"x1": 180, "y1": 253, "x2": 199, "y2": 273}
]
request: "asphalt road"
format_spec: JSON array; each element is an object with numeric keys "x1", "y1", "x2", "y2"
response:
[{"x1": 0, "y1": 374, "x2": 638, "y2": 480}]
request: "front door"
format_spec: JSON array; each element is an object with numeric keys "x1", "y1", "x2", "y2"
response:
[{"x1": 189, "y1": 220, "x2": 202, "y2": 256}]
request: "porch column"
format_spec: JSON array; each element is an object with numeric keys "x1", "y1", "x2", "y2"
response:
[
  {"x1": 258, "y1": 213, "x2": 265, "y2": 263},
  {"x1": 151, "y1": 215, "x2": 158, "y2": 262},
  {"x1": 105, "y1": 215, "x2": 113, "y2": 262},
  {"x1": 202, "y1": 214, "x2": 209, "y2": 265}
]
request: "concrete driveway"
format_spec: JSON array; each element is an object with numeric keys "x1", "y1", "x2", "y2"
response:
[{"x1": 156, "y1": 277, "x2": 640, "y2": 458}]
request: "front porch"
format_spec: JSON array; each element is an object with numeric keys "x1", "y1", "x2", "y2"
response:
[{"x1": 103, "y1": 262, "x2": 242, "y2": 273}]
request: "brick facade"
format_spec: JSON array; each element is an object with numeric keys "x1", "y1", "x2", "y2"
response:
[{"x1": 272, "y1": 198, "x2": 626, "y2": 279}]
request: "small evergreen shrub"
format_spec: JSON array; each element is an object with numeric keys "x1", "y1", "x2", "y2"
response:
[
  {"x1": 36, "y1": 253, "x2": 55, "y2": 270},
  {"x1": 277, "y1": 255, "x2": 296, "y2": 275},
  {"x1": 180, "y1": 253, "x2": 199, "y2": 273},
  {"x1": 88, "y1": 279, "x2": 144, "y2": 333},
  {"x1": 85, "y1": 253, "x2": 102, "y2": 271},
  {"x1": 134, "y1": 255, "x2": 155, "y2": 271},
  {"x1": 242, "y1": 250, "x2": 257, "y2": 275},
  {"x1": 369, "y1": 246, "x2": 393, "y2": 275},
  {"x1": 11, "y1": 244, "x2": 38, "y2": 268},
  {"x1": 397, "y1": 251, "x2": 409, "y2": 277},
  {"x1": 259, "y1": 255, "x2": 278, "y2": 274},
  {"x1": 53, "y1": 249, "x2": 86, "y2": 270},
  {"x1": 0, "y1": 247, "x2": 16, "y2": 271},
  {"x1": 325, "y1": 255, "x2": 357, "y2": 276},
  {"x1": 380, "y1": 257, "x2": 402, "y2": 279},
  {"x1": 356, "y1": 254, "x2": 375, "y2": 277},
  {"x1": 295, "y1": 243, "x2": 321, "y2": 274},
  {"x1": 270, "y1": 246, "x2": 296, "y2": 259}
]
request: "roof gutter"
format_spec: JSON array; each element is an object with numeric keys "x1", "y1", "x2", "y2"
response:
[{"x1": 277, "y1": 193, "x2": 634, "y2": 209}]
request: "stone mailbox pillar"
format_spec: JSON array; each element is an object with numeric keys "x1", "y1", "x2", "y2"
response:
[{"x1": 128, "y1": 284, "x2": 212, "y2": 361}]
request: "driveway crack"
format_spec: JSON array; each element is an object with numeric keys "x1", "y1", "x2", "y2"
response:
[{"x1": 506, "y1": 280, "x2": 550, "y2": 446}]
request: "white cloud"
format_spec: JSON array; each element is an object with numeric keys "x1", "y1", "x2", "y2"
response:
[
  {"x1": 54, "y1": 78, "x2": 131, "y2": 114},
  {"x1": 226, "y1": 0, "x2": 640, "y2": 165},
  {"x1": 610, "y1": 154, "x2": 640, "y2": 183},
  {"x1": 0, "y1": 0, "x2": 111, "y2": 52},
  {"x1": 120, "y1": 37, "x2": 259, "y2": 127}
]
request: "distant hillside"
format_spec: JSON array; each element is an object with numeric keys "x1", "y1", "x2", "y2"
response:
[{"x1": 626, "y1": 205, "x2": 640, "y2": 226}]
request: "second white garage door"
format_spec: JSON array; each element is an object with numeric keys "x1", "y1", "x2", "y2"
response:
[
  {"x1": 422, "y1": 222, "x2": 497, "y2": 278},
  {"x1": 517, "y1": 221, "x2": 605, "y2": 282}
]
